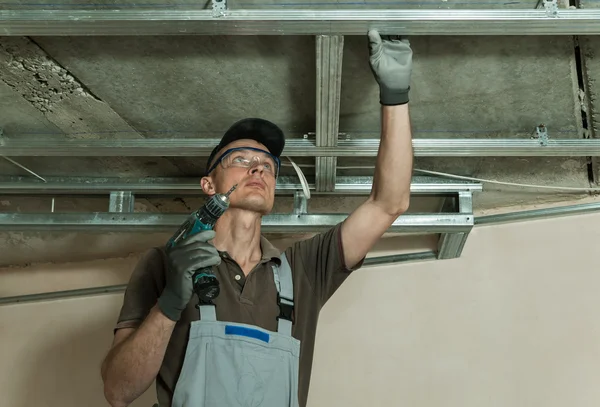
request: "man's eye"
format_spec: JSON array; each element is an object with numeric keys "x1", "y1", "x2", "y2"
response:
[{"x1": 232, "y1": 156, "x2": 246, "y2": 163}]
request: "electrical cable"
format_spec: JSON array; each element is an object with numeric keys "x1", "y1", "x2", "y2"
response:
[
  {"x1": 284, "y1": 156, "x2": 311, "y2": 199},
  {"x1": 413, "y1": 169, "x2": 600, "y2": 192},
  {"x1": 334, "y1": 165, "x2": 600, "y2": 192}
]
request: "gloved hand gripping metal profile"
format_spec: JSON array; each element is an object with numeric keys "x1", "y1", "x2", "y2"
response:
[
  {"x1": 367, "y1": 30, "x2": 413, "y2": 106},
  {"x1": 157, "y1": 184, "x2": 237, "y2": 322}
]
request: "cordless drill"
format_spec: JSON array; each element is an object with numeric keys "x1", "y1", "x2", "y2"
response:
[{"x1": 166, "y1": 184, "x2": 238, "y2": 305}]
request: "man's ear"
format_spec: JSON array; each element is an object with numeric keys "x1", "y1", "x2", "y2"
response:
[{"x1": 200, "y1": 176, "x2": 216, "y2": 195}]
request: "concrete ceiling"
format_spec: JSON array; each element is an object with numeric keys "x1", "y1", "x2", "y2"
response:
[{"x1": 1, "y1": 0, "x2": 600, "y2": 266}]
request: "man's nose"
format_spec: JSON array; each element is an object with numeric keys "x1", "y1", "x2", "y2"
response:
[{"x1": 249, "y1": 163, "x2": 265, "y2": 174}]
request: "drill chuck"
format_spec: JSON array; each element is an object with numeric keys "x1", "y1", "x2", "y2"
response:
[{"x1": 196, "y1": 193, "x2": 231, "y2": 228}]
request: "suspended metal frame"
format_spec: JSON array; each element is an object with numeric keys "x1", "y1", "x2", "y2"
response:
[
  {"x1": 0, "y1": 175, "x2": 482, "y2": 195},
  {"x1": 0, "y1": 176, "x2": 480, "y2": 261},
  {"x1": 0, "y1": 212, "x2": 474, "y2": 234},
  {"x1": 0, "y1": 4, "x2": 597, "y2": 284},
  {"x1": 2, "y1": 9, "x2": 600, "y2": 36},
  {"x1": 315, "y1": 35, "x2": 344, "y2": 192},
  {"x1": 437, "y1": 191, "x2": 473, "y2": 260},
  {"x1": 2, "y1": 137, "x2": 600, "y2": 157}
]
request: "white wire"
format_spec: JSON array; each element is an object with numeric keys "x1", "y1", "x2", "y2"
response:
[
  {"x1": 413, "y1": 169, "x2": 600, "y2": 192},
  {"x1": 333, "y1": 165, "x2": 600, "y2": 192},
  {"x1": 285, "y1": 156, "x2": 311, "y2": 199},
  {"x1": 282, "y1": 162, "x2": 600, "y2": 192}
]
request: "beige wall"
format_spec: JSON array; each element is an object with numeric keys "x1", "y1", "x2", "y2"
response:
[{"x1": 2, "y1": 212, "x2": 600, "y2": 406}]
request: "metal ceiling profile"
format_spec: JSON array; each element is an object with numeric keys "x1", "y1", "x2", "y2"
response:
[
  {"x1": 1, "y1": 8, "x2": 600, "y2": 36},
  {"x1": 0, "y1": 175, "x2": 481, "y2": 195},
  {"x1": 315, "y1": 35, "x2": 344, "y2": 192},
  {"x1": 3, "y1": 137, "x2": 600, "y2": 157},
  {"x1": 0, "y1": 175, "x2": 480, "y2": 260},
  {"x1": 0, "y1": 212, "x2": 474, "y2": 234}
]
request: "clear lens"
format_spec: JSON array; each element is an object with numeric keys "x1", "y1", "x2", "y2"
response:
[{"x1": 220, "y1": 148, "x2": 278, "y2": 177}]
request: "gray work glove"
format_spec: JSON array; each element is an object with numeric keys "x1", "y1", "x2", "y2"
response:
[
  {"x1": 158, "y1": 230, "x2": 221, "y2": 321},
  {"x1": 368, "y1": 30, "x2": 413, "y2": 106}
]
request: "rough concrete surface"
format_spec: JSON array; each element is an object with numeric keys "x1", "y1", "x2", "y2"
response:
[
  {"x1": 0, "y1": 80, "x2": 62, "y2": 140},
  {"x1": 580, "y1": 34, "x2": 600, "y2": 184},
  {"x1": 31, "y1": 34, "x2": 581, "y2": 140},
  {"x1": 30, "y1": 34, "x2": 318, "y2": 176},
  {"x1": 32, "y1": 35, "x2": 317, "y2": 139},
  {"x1": 341, "y1": 35, "x2": 580, "y2": 138},
  {"x1": 583, "y1": 38, "x2": 599, "y2": 126},
  {"x1": 0, "y1": 37, "x2": 186, "y2": 180},
  {"x1": 0, "y1": 37, "x2": 98, "y2": 116}
]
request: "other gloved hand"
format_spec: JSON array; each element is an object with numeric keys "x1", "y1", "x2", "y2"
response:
[
  {"x1": 158, "y1": 230, "x2": 221, "y2": 321},
  {"x1": 367, "y1": 30, "x2": 413, "y2": 106}
]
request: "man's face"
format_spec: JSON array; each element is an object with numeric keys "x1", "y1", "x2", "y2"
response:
[{"x1": 203, "y1": 139, "x2": 278, "y2": 215}]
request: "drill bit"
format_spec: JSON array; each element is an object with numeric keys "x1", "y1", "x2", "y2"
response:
[
  {"x1": 225, "y1": 183, "x2": 238, "y2": 197},
  {"x1": 225, "y1": 184, "x2": 238, "y2": 196}
]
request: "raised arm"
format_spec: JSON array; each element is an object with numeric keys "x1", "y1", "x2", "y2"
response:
[{"x1": 341, "y1": 31, "x2": 414, "y2": 269}]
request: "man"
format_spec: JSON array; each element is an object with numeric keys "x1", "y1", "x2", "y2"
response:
[{"x1": 101, "y1": 30, "x2": 414, "y2": 407}]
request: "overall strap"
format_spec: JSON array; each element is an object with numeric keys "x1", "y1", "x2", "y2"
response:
[
  {"x1": 272, "y1": 252, "x2": 294, "y2": 336},
  {"x1": 198, "y1": 304, "x2": 216, "y2": 321}
]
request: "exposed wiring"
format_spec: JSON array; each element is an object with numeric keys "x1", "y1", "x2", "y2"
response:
[
  {"x1": 284, "y1": 156, "x2": 311, "y2": 199},
  {"x1": 414, "y1": 169, "x2": 600, "y2": 192},
  {"x1": 334, "y1": 165, "x2": 600, "y2": 192},
  {"x1": 1, "y1": 156, "x2": 47, "y2": 183}
]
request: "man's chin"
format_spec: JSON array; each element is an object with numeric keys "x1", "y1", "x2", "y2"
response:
[{"x1": 232, "y1": 199, "x2": 273, "y2": 216}]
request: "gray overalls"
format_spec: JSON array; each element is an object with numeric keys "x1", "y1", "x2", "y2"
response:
[{"x1": 171, "y1": 253, "x2": 300, "y2": 407}]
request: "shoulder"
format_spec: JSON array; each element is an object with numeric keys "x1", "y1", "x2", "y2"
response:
[
  {"x1": 128, "y1": 246, "x2": 168, "y2": 284},
  {"x1": 285, "y1": 223, "x2": 343, "y2": 257},
  {"x1": 138, "y1": 246, "x2": 167, "y2": 269}
]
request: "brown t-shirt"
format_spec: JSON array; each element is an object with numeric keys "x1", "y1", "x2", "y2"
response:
[{"x1": 115, "y1": 222, "x2": 364, "y2": 407}]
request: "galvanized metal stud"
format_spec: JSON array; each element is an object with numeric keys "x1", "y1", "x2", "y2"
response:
[
  {"x1": 211, "y1": 0, "x2": 227, "y2": 18},
  {"x1": 0, "y1": 176, "x2": 484, "y2": 195},
  {"x1": 4, "y1": 137, "x2": 600, "y2": 157},
  {"x1": 2, "y1": 9, "x2": 600, "y2": 36},
  {"x1": 437, "y1": 191, "x2": 474, "y2": 260},
  {"x1": 544, "y1": 0, "x2": 559, "y2": 18},
  {"x1": 533, "y1": 124, "x2": 549, "y2": 147},
  {"x1": 0, "y1": 212, "x2": 473, "y2": 233},
  {"x1": 109, "y1": 191, "x2": 135, "y2": 213},
  {"x1": 315, "y1": 35, "x2": 344, "y2": 192},
  {"x1": 293, "y1": 191, "x2": 308, "y2": 215}
]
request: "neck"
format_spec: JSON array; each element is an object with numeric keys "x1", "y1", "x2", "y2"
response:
[{"x1": 212, "y1": 208, "x2": 263, "y2": 273}]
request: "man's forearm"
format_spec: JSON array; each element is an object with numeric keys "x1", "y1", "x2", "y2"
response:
[
  {"x1": 102, "y1": 304, "x2": 176, "y2": 407},
  {"x1": 370, "y1": 104, "x2": 413, "y2": 214}
]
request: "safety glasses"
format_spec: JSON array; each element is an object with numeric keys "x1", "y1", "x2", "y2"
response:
[{"x1": 206, "y1": 147, "x2": 280, "y2": 178}]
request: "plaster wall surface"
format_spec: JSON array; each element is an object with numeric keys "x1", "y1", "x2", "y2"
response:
[{"x1": 1, "y1": 209, "x2": 600, "y2": 407}]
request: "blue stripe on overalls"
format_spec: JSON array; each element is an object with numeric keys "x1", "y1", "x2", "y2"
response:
[{"x1": 171, "y1": 253, "x2": 301, "y2": 407}]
